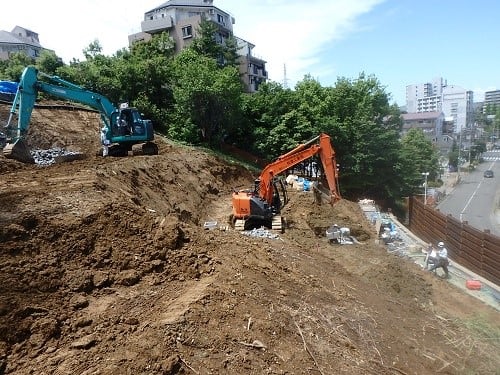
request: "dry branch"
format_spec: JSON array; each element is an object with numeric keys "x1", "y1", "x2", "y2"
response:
[
  {"x1": 180, "y1": 357, "x2": 199, "y2": 374},
  {"x1": 238, "y1": 340, "x2": 267, "y2": 349},
  {"x1": 294, "y1": 320, "x2": 325, "y2": 375}
]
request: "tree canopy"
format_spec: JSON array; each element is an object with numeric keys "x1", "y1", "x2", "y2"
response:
[{"x1": 0, "y1": 31, "x2": 443, "y2": 205}]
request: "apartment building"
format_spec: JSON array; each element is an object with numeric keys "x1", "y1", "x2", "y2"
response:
[
  {"x1": 0, "y1": 26, "x2": 47, "y2": 61},
  {"x1": 406, "y1": 78, "x2": 445, "y2": 113},
  {"x1": 405, "y1": 77, "x2": 473, "y2": 133},
  {"x1": 128, "y1": 0, "x2": 267, "y2": 92},
  {"x1": 484, "y1": 90, "x2": 500, "y2": 108}
]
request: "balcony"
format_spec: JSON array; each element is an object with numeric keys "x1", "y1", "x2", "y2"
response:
[{"x1": 141, "y1": 17, "x2": 173, "y2": 34}]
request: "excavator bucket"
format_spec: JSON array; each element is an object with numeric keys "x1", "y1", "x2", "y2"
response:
[
  {"x1": 3, "y1": 139, "x2": 35, "y2": 164},
  {"x1": 313, "y1": 181, "x2": 336, "y2": 205}
]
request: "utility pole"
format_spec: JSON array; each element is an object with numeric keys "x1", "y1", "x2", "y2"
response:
[
  {"x1": 457, "y1": 131, "x2": 461, "y2": 181},
  {"x1": 422, "y1": 172, "x2": 429, "y2": 205}
]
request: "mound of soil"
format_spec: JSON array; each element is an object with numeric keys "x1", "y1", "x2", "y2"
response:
[{"x1": 0, "y1": 102, "x2": 498, "y2": 374}]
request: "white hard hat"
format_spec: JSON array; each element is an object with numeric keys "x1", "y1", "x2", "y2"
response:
[{"x1": 437, "y1": 242, "x2": 444, "y2": 247}]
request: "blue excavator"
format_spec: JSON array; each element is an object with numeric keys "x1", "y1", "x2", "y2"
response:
[{"x1": 2, "y1": 66, "x2": 158, "y2": 163}]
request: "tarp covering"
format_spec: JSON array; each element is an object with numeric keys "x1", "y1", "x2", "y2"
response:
[{"x1": 0, "y1": 81, "x2": 18, "y2": 94}]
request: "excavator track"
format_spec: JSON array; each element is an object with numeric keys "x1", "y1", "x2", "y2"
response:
[
  {"x1": 271, "y1": 216, "x2": 283, "y2": 232},
  {"x1": 234, "y1": 219, "x2": 246, "y2": 231},
  {"x1": 233, "y1": 217, "x2": 284, "y2": 233}
]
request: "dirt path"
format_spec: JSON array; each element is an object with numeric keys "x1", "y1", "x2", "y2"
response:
[{"x1": 0, "y1": 103, "x2": 498, "y2": 374}]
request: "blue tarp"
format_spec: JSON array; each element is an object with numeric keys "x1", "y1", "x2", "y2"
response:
[
  {"x1": 0, "y1": 81, "x2": 18, "y2": 94},
  {"x1": 303, "y1": 179, "x2": 311, "y2": 191},
  {"x1": 296, "y1": 177, "x2": 311, "y2": 191}
]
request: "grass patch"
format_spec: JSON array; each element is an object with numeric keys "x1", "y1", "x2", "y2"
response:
[{"x1": 463, "y1": 313, "x2": 500, "y2": 342}]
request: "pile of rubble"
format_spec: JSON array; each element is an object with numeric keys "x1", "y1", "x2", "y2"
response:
[
  {"x1": 358, "y1": 199, "x2": 420, "y2": 256},
  {"x1": 31, "y1": 148, "x2": 84, "y2": 166},
  {"x1": 241, "y1": 227, "x2": 281, "y2": 240}
]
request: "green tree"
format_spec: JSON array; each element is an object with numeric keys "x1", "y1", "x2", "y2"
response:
[
  {"x1": 36, "y1": 50, "x2": 63, "y2": 75},
  {"x1": 168, "y1": 49, "x2": 242, "y2": 144},
  {"x1": 294, "y1": 75, "x2": 330, "y2": 132},
  {"x1": 55, "y1": 33, "x2": 175, "y2": 129},
  {"x1": 448, "y1": 139, "x2": 459, "y2": 170},
  {"x1": 83, "y1": 39, "x2": 103, "y2": 60},
  {"x1": 241, "y1": 82, "x2": 298, "y2": 157},
  {"x1": 265, "y1": 110, "x2": 313, "y2": 156},
  {"x1": 399, "y1": 128, "x2": 440, "y2": 196},
  {"x1": 190, "y1": 18, "x2": 223, "y2": 63},
  {"x1": 325, "y1": 74, "x2": 402, "y2": 200},
  {"x1": 0, "y1": 52, "x2": 34, "y2": 81},
  {"x1": 222, "y1": 36, "x2": 240, "y2": 68},
  {"x1": 118, "y1": 33, "x2": 175, "y2": 129}
]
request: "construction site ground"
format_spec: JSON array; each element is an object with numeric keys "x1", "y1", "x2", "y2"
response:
[{"x1": 0, "y1": 103, "x2": 499, "y2": 375}]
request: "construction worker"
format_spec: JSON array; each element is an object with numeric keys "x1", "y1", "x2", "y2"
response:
[
  {"x1": 424, "y1": 243, "x2": 437, "y2": 270},
  {"x1": 428, "y1": 241, "x2": 449, "y2": 278},
  {"x1": 100, "y1": 126, "x2": 110, "y2": 157}
]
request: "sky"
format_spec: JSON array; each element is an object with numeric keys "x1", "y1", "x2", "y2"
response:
[{"x1": 1, "y1": 0, "x2": 499, "y2": 105}]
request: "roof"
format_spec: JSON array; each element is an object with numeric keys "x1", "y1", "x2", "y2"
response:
[
  {"x1": 401, "y1": 111, "x2": 443, "y2": 121},
  {"x1": 0, "y1": 29, "x2": 42, "y2": 48},
  {"x1": 12, "y1": 25, "x2": 38, "y2": 35},
  {"x1": 147, "y1": 0, "x2": 216, "y2": 13},
  {"x1": 0, "y1": 30, "x2": 22, "y2": 44}
]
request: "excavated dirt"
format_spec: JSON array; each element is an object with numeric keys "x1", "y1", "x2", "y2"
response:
[{"x1": 0, "y1": 103, "x2": 499, "y2": 374}]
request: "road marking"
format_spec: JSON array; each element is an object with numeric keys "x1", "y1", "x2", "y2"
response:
[
  {"x1": 482, "y1": 156, "x2": 500, "y2": 161},
  {"x1": 460, "y1": 178, "x2": 484, "y2": 222}
]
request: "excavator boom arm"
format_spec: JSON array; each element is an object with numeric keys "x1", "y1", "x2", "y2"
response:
[
  {"x1": 259, "y1": 133, "x2": 340, "y2": 204},
  {"x1": 7, "y1": 66, "x2": 117, "y2": 138}
]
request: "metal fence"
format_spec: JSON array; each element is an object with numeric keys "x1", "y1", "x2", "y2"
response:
[{"x1": 408, "y1": 196, "x2": 500, "y2": 286}]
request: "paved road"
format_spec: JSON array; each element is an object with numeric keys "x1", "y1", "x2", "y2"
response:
[{"x1": 437, "y1": 159, "x2": 500, "y2": 236}]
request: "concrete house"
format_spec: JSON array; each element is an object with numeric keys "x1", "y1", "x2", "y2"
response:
[
  {"x1": 128, "y1": 0, "x2": 267, "y2": 92},
  {"x1": 0, "y1": 26, "x2": 49, "y2": 61},
  {"x1": 401, "y1": 111, "x2": 444, "y2": 140}
]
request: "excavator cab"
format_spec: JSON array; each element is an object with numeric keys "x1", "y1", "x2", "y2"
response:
[
  {"x1": 107, "y1": 107, "x2": 156, "y2": 156},
  {"x1": 232, "y1": 177, "x2": 288, "y2": 232}
]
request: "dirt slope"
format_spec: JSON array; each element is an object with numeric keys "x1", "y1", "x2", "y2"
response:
[{"x1": 0, "y1": 103, "x2": 499, "y2": 374}]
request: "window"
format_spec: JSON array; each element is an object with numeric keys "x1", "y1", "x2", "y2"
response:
[
  {"x1": 217, "y1": 14, "x2": 225, "y2": 25},
  {"x1": 182, "y1": 25, "x2": 193, "y2": 38}
]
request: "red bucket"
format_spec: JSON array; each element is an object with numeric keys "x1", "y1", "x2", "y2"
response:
[{"x1": 466, "y1": 280, "x2": 482, "y2": 290}]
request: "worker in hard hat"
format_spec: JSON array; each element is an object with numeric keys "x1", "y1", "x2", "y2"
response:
[
  {"x1": 100, "y1": 125, "x2": 110, "y2": 157},
  {"x1": 424, "y1": 243, "x2": 437, "y2": 270},
  {"x1": 428, "y1": 241, "x2": 449, "y2": 278}
]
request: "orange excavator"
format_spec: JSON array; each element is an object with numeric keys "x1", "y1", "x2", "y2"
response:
[{"x1": 231, "y1": 133, "x2": 341, "y2": 232}]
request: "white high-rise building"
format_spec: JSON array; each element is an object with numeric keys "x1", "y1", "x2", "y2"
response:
[
  {"x1": 406, "y1": 77, "x2": 445, "y2": 113},
  {"x1": 441, "y1": 86, "x2": 473, "y2": 133}
]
